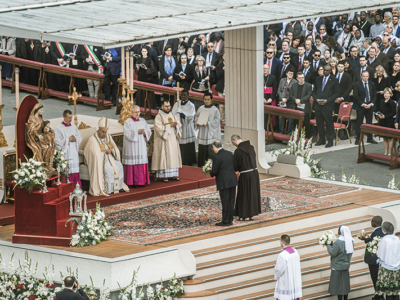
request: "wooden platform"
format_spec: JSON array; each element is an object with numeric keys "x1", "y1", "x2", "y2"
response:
[{"x1": 0, "y1": 181, "x2": 398, "y2": 258}]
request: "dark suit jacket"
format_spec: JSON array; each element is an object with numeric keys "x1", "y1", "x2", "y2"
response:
[
  {"x1": 395, "y1": 103, "x2": 400, "y2": 124},
  {"x1": 148, "y1": 45, "x2": 160, "y2": 76},
  {"x1": 352, "y1": 80, "x2": 377, "y2": 111},
  {"x1": 382, "y1": 46, "x2": 397, "y2": 67},
  {"x1": 289, "y1": 82, "x2": 313, "y2": 113},
  {"x1": 367, "y1": 57, "x2": 383, "y2": 70},
  {"x1": 102, "y1": 48, "x2": 121, "y2": 76},
  {"x1": 173, "y1": 63, "x2": 194, "y2": 91},
  {"x1": 376, "y1": 52, "x2": 389, "y2": 70},
  {"x1": 159, "y1": 39, "x2": 179, "y2": 56},
  {"x1": 210, "y1": 149, "x2": 238, "y2": 191},
  {"x1": 277, "y1": 78, "x2": 297, "y2": 105},
  {"x1": 300, "y1": 67, "x2": 316, "y2": 84},
  {"x1": 82, "y1": 46, "x2": 103, "y2": 72},
  {"x1": 311, "y1": 59, "x2": 327, "y2": 70},
  {"x1": 277, "y1": 63, "x2": 295, "y2": 81},
  {"x1": 55, "y1": 288, "x2": 89, "y2": 300},
  {"x1": 193, "y1": 44, "x2": 207, "y2": 57},
  {"x1": 50, "y1": 42, "x2": 69, "y2": 65},
  {"x1": 353, "y1": 65, "x2": 375, "y2": 83},
  {"x1": 336, "y1": 72, "x2": 353, "y2": 102},
  {"x1": 263, "y1": 57, "x2": 282, "y2": 77},
  {"x1": 312, "y1": 75, "x2": 340, "y2": 111},
  {"x1": 215, "y1": 62, "x2": 225, "y2": 93},
  {"x1": 364, "y1": 227, "x2": 384, "y2": 265},
  {"x1": 202, "y1": 51, "x2": 220, "y2": 84}
]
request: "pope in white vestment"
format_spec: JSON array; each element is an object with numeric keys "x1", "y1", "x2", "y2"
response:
[
  {"x1": 122, "y1": 105, "x2": 152, "y2": 187},
  {"x1": 151, "y1": 100, "x2": 182, "y2": 181},
  {"x1": 274, "y1": 237, "x2": 302, "y2": 300},
  {"x1": 195, "y1": 94, "x2": 221, "y2": 168},
  {"x1": 84, "y1": 117, "x2": 129, "y2": 196},
  {"x1": 54, "y1": 110, "x2": 82, "y2": 187},
  {"x1": 172, "y1": 91, "x2": 196, "y2": 165}
]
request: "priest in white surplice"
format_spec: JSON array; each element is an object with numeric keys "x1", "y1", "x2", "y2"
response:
[
  {"x1": 84, "y1": 117, "x2": 129, "y2": 196},
  {"x1": 151, "y1": 99, "x2": 182, "y2": 182},
  {"x1": 274, "y1": 235, "x2": 302, "y2": 300},
  {"x1": 122, "y1": 105, "x2": 152, "y2": 187},
  {"x1": 54, "y1": 109, "x2": 83, "y2": 187},
  {"x1": 172, "y1": 90, "x2": 196, "y2": 165},
  {"x1": 195, "y1": 92, "x2": 221, "y2": 168}
]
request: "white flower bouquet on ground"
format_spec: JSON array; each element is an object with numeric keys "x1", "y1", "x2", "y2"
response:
[
  {"x1": 11, "y1": 156, "x2": 47, "y2": 193},
  {"x1": 67, "y1": 203, "x2": 112, "y2": 247},
  {"x1": 202, "y1": 158, "x2": 213, "y2": 174},
  {"x1": 366, "y1": 236, "x2": 382, "y2": 255},
  {"x1": 318, "y1": 230, "x2": 337, "y2": 246}
]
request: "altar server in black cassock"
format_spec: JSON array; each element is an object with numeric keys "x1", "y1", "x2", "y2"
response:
[{"x1": 231, "y1": 135, "x2": 261, "y2": 221}]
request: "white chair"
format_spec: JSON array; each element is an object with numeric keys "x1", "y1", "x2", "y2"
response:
[{"x1": 78, "y1": 127, "x2": 97, "y2": 181}]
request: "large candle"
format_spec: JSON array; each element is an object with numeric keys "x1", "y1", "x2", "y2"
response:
[
  {"x1": 15, "y1": 68, "x2": 20, "y2": 107},
  {"x1": 0, "y1": 65, "x2": 2, "y2": 106},
  {"x1": 126, "y1": 50, "x2": 130, "y2": 86},
  {"x1": 121, "y1": 46, "x2": 125, "y2": 80},
  {"x1": 130, "y1": 54, "x2": 134, "y2": 90}
]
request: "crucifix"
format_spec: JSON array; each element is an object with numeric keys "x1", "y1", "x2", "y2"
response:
[
  {"x1": 30, "y1": 41, "x2": 34, "y2": 50},
  {"x1": 68, "y1": 87, "x2": 82, "y2": 127},
  {"x1": 172, "y1": 82, "x2": 183, "y2": 107}
]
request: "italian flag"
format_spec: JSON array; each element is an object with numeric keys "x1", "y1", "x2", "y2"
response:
[
  {"x1": 55, "y1": 42, "x2": 69, "y2": 67},
  {"x1": 84, "y1": 45, "x2": 104, "y2": 74}
]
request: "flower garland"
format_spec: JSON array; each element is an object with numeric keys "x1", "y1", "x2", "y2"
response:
[
  {"x1": 66, "y1": 203, "x2": 112, "y2": 247},
  {"x1": 11, "y1": 157, "x2": 47, "y2": 193}
]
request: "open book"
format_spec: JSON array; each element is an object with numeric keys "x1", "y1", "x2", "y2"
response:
[
  {"x1": 197, "y1": 110, "x2": 210, "y2": 126},
  {"x1": 175, "y1": 71, "x2": 186, "y2": 77}
]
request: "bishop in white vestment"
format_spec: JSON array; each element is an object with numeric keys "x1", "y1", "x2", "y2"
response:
[
  {"x1": 54, "y1": 110, "x2": 82, "y2": 187},
  {"x1": 274, "y1": 235, "x2": 302, "y2": 300},
  {"x1": 122, "y1": 105, "x2": 152, "y2": 187},
  {"x1": 172, "y1": 91, "x2": 196, "y2": 165},
  {"x1": 195, "y1": 93, "x2": 221, "y2": 168},
  {"x1": 151, "y1": 100, "x2": 182, "y2": 181},
  {"x1": 84, "y1": 117, "x2": 129, "y2": 196}
]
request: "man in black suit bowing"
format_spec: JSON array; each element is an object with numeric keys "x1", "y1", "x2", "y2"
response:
[
  {"x1": 353, "y1": 70, "x2": 378, "y2": 145},
  {"x1": 312, "y1": 65, "x2": 340, "y2": 148},
  {"x1": 56, "y1": 277, "x2": 89, "y2": 300},
  {"x1": 210, "y1": 140, "x2": 238, "y2": 226},
  {"x1": 358, "y1": 216, "x2": 384, "y2": 298}
]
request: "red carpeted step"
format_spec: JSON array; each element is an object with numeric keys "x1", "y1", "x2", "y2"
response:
[
  {"x1": 12, "y1": 233, "x2": 71, "y2": 246},
  {"x1": 57, "y1": 217, "x2": 78, "y2": 238},
  {"x1": 45, "y1": 195, "x2": 71, "y2": 221},
  {"x1": 50, "y1": 182, "x2": 74, "y2": 199}
]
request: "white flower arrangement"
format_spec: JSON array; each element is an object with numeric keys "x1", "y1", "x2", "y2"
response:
[
  {"x1": 318, "y1": 230, "x2": 337, "y2": 247},
  {"x1": 53, "y1": 150, "x2": 70, "y2": 175},
  {"x1": 387, "y1": 173, "x2": 399, "y2": 190},
  {"x1": 330, "y1": 173, "x2": 336, "y2": 181},
  {"x1": 202, "y1": 158, "x2": 213, "y2": 174},
  {"x1": 341, "y1": 167, "x2": 360, "y2": 184},
  {"x1": 11, "y1": 156, "x2": 47, "y2": 193},
  {"x1": 67, "y1": 203, "x2": 112, "y2": 247},
  {"x1": 366, "y1": 236, "x2": 382, "y2": 255}
]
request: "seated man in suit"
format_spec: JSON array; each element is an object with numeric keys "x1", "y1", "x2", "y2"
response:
[
  {"x1": 353, "y1": 55, "x2": 374, "y2": 83},
  {"x1": 56, "y1": 276, "x2": 89, "y2": 300},
  {"x1": 353, "y1": 70, "x2": 378, "y2": 145},
  {"x1": 312, "y1": 65, "x2": 340, "y2": 148},
  {"x1": 173, "y1": 54, "x2": 193, "y2": 92},
  {"x1": 210, "y1": 140, "x2": 237, "y2": 226},
  {"x1": 300, "y1": 58, "x2": 316, "y2": 84},
  {"x1": 264, "y1": 47, "x2": 282, "y2": 77},
  {"x1": 289, "y1": 72, "x2": 313, "y2": 138}
]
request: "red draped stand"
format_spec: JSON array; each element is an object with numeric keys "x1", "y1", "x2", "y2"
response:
[{"x1": 12, "y1": 96, "x2": 75, "y2": 246}]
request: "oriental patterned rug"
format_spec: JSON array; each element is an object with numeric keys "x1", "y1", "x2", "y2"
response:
[
  {"x1": 105, "y1": 179, "x2": 351, "y2": 245},
  {"x1": 262, "y1": 177, "x2": 359, "y2": 197}
]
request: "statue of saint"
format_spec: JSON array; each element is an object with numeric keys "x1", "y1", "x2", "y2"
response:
[{"x1": 26, "y1": 103, "x2": 56, "y2": 175}]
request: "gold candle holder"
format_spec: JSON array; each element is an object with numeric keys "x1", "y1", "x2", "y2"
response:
[{"x1": 0, "y1": 105, "x2": 8, "y2": 148}]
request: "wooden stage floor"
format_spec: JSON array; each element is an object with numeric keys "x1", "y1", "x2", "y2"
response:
[{"x1": 0, "y1": 176, "x2": 399, "y2": 258}]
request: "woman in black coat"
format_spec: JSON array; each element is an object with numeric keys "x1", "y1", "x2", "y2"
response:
[
  {"x1": 191, "y1": 55, "x2": 209, "y2": 93},
  {"x1": 159, "y1": 44, "x2": 177, "y2": 102},
  {"x1": 373, "y1": 66, "x2": 391, "y2": 112},
  {"x1": 215, "y1": 52, "x2": 225, "y2": 96},
  {"x1": 378, "y1": 88, "x2": 397, "y2": 155},
  {"x1": 135, "y1": 46, "x2": 154, "y2": 107}
]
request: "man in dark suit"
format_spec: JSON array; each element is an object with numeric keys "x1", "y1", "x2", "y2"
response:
[
  {"x1": 371, "y1": 42, "x2": 389, "y2": 71},
  {"x1": 277, "y1": 54, "x2": 294, "y2": 81},
  {"x1": 300, "y1": 58, "x2": 316, "y2": 84},
  {"x1": 276, "y1": 41, "x2": 293, "y2": 61},
  {"x1": 56, "y1": 277, "x2": 89, "y2": 300},
  {"x1": 210, "y1": 140, "x2": 238, "y2": 226},
  {"x1": 289, "y1": 72, "x2": 313, "y2": 138},
  {"x1": 366, "y1": 47, "x2": 383, "y2": 70},
  {"x1": 102, "y1": 47, "x2": 121, "y2": 106},
  {"x1": 312, "y1": 65, "x2": 340, "y2": 148},
  {"x1": 358, "y1": 216, "x2": 384, "y2": 298},
  {"x1": 381, "y1": 37, "x2": 397, "y2": 67},
  {"x1": 160, "y1": 38, "x2": 179, "y2": 56},
  {"x1": 192, "y1": 34, "x2": 207, "y2": 56},
  {"x1": 311, "y1": 50, "x2": 326, "y2": 70},
  {"x1": 304, "y1": 40, "x2": 315, "y2": 59},
  {"x1": 348, "y1": 46, "x2": 361, "y2": 70},
  {"x1": 82, "y1": 45, "x2": 103, "y2": 99},
  {"x1": 173, "y1": 54, "x2": 193, "y2": 92},
  {"x1": 353, "y1": 70, "x2": 378, "y2": 145},
  {"x1": 202, "y1": 42, "x2": 220, "y2": 86},
  {"x1": 353, "y1": 56, "x2": 374, "y2": 83},
  {"x1": 269, "y1": 31, "x2": 282, "y2": 51},
  {"x1": 264, "y1": 47, "x2": 282, "y2": 77},
  {"x1": 334, "y1": 61, "x2": 353, "y2": 113}
]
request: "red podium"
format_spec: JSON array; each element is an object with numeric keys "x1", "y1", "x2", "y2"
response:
[{"x1": 12, "y1": 95, "x2": 78, "y2": 246}]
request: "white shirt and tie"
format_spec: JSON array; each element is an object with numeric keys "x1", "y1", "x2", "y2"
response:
[
  {"x1": 181, "y1": 63, "x2": 187, "y2": 73},
  {"x1": 303, "y1": 67, "x2": 310, "y2": 76},
  {"x1": 336, "y1": 72, "x2": 343, "y2": 83},
  {"x1": 206, "y1": 52, "x2": 213, "y2": 75}
]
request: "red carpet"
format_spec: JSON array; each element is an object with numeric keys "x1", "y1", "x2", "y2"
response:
[{"x1": 0, "y1": 166, "x2": 215, "y2": 225}]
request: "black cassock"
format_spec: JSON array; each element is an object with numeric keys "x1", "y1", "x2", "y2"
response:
[{"x1": 233, "y1": 141, "x2": 261, "y2": 219}]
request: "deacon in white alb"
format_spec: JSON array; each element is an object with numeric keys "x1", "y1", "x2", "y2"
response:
[
  {"x1": 84, "y1": 117, "x2": 129, "y2": 196},
  {"x1": 195, "y1": 92, "x2": 221, "y2": 168},
  {"x1": 122, "y1": 105, "x2": 152, "y2": 187},
  {"x1": 274, "y1": 235, "x2": 302, "y2": 300},
  {"x1": 54, "y1": 110, "x2": 83, "y2": 187},
  {"x1": 172, "y1": 90, "x2": 197, "y2": 165}
]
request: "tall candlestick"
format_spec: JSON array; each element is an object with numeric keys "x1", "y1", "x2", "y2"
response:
[
  {"x1": 130, "y1": 54, "x2": 134, "y2": 91},
  {"x1": 126, "y1": 50, "x2": 130, "y2": 87},
  {"x1": 0, "y1": 65, "x2": 2, "y2": 106},
  {"x1": 15, "y1": 68, "x2": 20, "y2": 108},
  {"x1": 121, "y1": 46, "x2": 125, "y2": 79}
]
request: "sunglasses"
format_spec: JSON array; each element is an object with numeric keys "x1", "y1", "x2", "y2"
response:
[
  {"x1": 268, "y1": 43, "x2": 276, "y2": 45},
  {"x1": 266, "y1": 52, "x2": 274, "y2": 54},
  {"x1": 207, "y1": 46, "x2": 214, "y2": 48},
  {"x1": 314, "y1": 54, "x2": 321, "y2": 57},
  {"x1": 283, "y1": 57, "x2": 290, "y2": 59}
]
